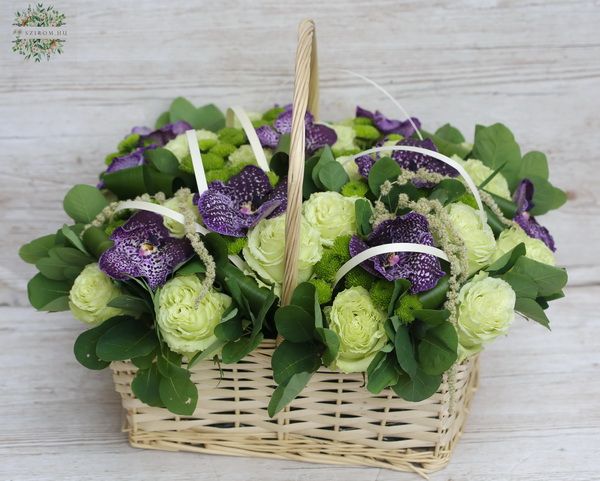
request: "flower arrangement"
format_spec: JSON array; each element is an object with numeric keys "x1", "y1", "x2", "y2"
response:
[{"x1": 20, "y1": 95, "x2": 568, "y2": 417}]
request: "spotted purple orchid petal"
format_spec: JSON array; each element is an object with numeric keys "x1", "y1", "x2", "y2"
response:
[
  {"x1": 512, "y1": 179, "x2": 556, "y2": 251},
  {"x1": 349, "y1": 212, "x2": 445, "y2": 293},
  {"x1": 306, "y1": 123, "x2": 337, "y2": 154},
  {"x1": 99, "y1": 211, "x2": 194, "y2": 290},
  {"x1": 197, "y1": 165, "x2": 286, "y2": 237},
  {"x1": 138, "y1": 120, "x2": 193, "y2": 147},
  {"x1": 98, "y1": 146, "x2": 154, "y2": 189},
  {"x1": 356, "y1": 106, "x2": 422, "y2": 137},
  {"x1": 392, "y1": 138, "x2": 458, "y2": 178},
  {"x1": 269, "y1": 107, "x2": 337, "y2": 154},
  {"x1": 131, "y1": 126, "x2": 152, "y2": 136},
  {"x1": 256, "y1": 125, "x2": 281, "y2": 149}
]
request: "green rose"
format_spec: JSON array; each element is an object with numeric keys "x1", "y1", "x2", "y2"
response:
[
  {"x1": 446, "y1": 202, "x2": 496, "y2": 274},
  {"x1": 164, "y1": 129, "x2": 218, "y2": 161},
  {"x1": 243, "y1": 214, "x2": 323, "y2": 286},
  {"x1": 493, "y1": 225, "x2": 555, "y2": 266},
  {"x1": 303, "y1": 192, "x2": 358, "y2": 247},
  {"x1": 162, "y1": 193, "x2": 198, "y2": 238},
  {"x1": 456, "y1": 272, "x2": 516, "y2": 360},
  {"x1": 327, "y1": 287, "x2": 387, "y2": 373},
  {"x1": 330, "y1": 124, "x2": 358, "y2": 153},
  {"x1": 456, "y1": 156, "x2": 511, "y2": 199},
  {"x1": 157, "y1": 275, "x2": 232, "y2": 355},
  {"x1": 69, "y1": 263, "x2": 124, "y2": 325},
  {"x1": 228, "y1": 144, "x2": 273, "y2": 167}
]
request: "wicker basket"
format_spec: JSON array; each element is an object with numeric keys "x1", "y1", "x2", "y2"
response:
[{"x1": 110, "y1": 19, "x2": 479, "y2": 477}]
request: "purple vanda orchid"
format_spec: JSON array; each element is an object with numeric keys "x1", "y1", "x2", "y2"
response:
[
  {"x1": 356, "y1": 106, "x2": 421, "y2": 138},
  {"x1": 98, "y1": 146, "x2": 153, "y2": 188},
  {"x1": 133, "y1": 120, "x2": 193, "y2": 147},
  {"x1": 197, "y1": 165, "x2": 287, "y2": 237},
  {"x1": 355, "y1": 138, "x2": 459, "y2": 184},
  {"x1": 255, "y1": 106, "x2": 337, "y2": 154},
  {"x1": 513, "y1": 179, "x2": 556, "y2": 251},
  {"x1": 349, "y1": 212, "x2": 445, "y2": 293},
  {"x1": 99, "y1": 211, "x2": 194, "y2": 290}
]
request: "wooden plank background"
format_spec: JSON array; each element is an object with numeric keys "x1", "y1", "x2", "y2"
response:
[{"x1": 1, "y1": 1, "x2": 598, "y2": 479}]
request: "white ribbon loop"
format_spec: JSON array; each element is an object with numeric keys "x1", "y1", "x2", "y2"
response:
[
  {"x1": 227, "y1": 106, "x2": 270, "y2": 172},
  {"x1": 345, "y1": 146, "x2": 486, "y2": 223},
  {"x1": 185, "y1": 129, "x2": 208, "y2": 194},
  {"x1": 336, "y1": 68, "x2": 423, "y2": 141},
  {"x1": 334, "y1": 242, "x2": 449, "y2": 287},
  {"x1": 113, "y1": 200, "x2": 248, "y2": 270}
]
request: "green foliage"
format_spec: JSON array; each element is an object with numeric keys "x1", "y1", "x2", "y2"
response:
[
  {"x1": 222, "y1": 235, "x2": 247, "y2": 255},
  {"x1": 74, "y1": 317, "x2": 124, "y2": 370},
  {"x1": 266, "y1": 171, "x2": 280, "y2": 187},
  {"x1": 169, "y1": 97, "x2": 225, "y2": 131},
  {"x1": 19, "y1": 234, "x2": 56, "y2": 264},
  {"x1": 145, "y1": 148, "x2": 180, "y2": 174},
  {"x1": 392, "y1": 369, "x2": 442, "y2": 402},
  {"x1": 395, "y1": 294, "x2": 423, "y2": 324},
  {"x1": 202, "y1": 152, "x2": 226, "y2": 170},
  {"x1": 117, "y1": 133, "x2": 141, "y2": 153},
  {"x1": 63, "y1": 185, "x2": 109, "y2": 224},
  {"x1": 268, "y1": 371, "x2": 313, "y2": 417},
  {"x1": 218, "y1": 127, "x2": 247, "y2": 146},
  {"x1": 353, "y1": 124, "x2": 381, "y2": 140},
  {"x1": 369, "y1": 280, "x2": 395, "y2": 311},
  {"x1": 310, "y1": 146, "x2": 349, "y2": 192},
  {"x1": 27, "y1": 273, "x2": 71, "y2": 312},
  {"x1": 429, "y1": 179, "x2": 466, "y2": 206},
  {"x1": 307, "y1": 278, "x2": 333, "y2": 304},
  {"x1": 209, "y1": 142, "x2": 236, "y2": 157},
  {"x1": 131, "y1": 364, "x2": 164, "y2": 407},
  {"x1": 101, "y1": 165, "x2": 147, "y2": 198},
  {"x1": 421, "y1": 125, "x2": 471, "y2": 159},
  {"x1": 159, "y1": 374, "x2": 198, "y2": 415},
  {"x1": 366, "y1": 352, "x2": 400, "y2": 394},
  {"x1": 486, "y1": 243, "x2": 526, "y2": 275},
  {"x1": 262, "y1": 106, "x2": 285, "y2": 122},
  {"x1": 368, "y1": 156, "x2": 401, "y2": 196},
  {"x1": 417, "y1": 322, "x2": 458, "y2": 375},
  {"x1": 418, "y1": 276, "x2": 449, "y2": 309},
  {"x1": 83, "y1": 226, "x2": 113, "y2": 258},
  {"x1": 341, "y1": 179, "x2": 369, "y2": 198},
  {"x1": 313, "y1": 250, "x2": 347, "y2": 283},
  {"x1": 355, "y1": 198, "x2": 373, "y2": 237},
  {"x1": 96, "y1": 317, "x2": 158, "y2": 361},
  {"x1": 344, "y1": 266, "x2": 375, "y2": 290}
]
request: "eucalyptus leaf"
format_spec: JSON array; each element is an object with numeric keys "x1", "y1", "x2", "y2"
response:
[
  {"x1": 486, "y1": 243, "x2": 526, "y2": 275},
  {"x1": 63, "y1": 184, "x2": 109, "y2": 223},
  {"x1": 60, "y1": 225, "x2": 89, "y2": 255},
  {"x1": 392, "y1": 368, "x2": 442, "y2": 402},
  {"x1": 155, "y1": 111, "x2": 171, "y2": 129},
  {"x1": 19, "y1": 234, "x2": 56, "y2": 264},
  {"x1": 108, "y1": 295, "x2": 151, "y2": 313},
  {"x1": 515, "y1": 297, "x2": 550, "y2": 329},
  {"x1": 500, "y1": 271, "x2": 539, "y2": 299},
  {"x1": 511, "y1": 257, "x2": 568, "y2": 297},
  {"x1": 159, "y1": 374, "x2": 198, "y2": 415},
  {"x1": 101, "y1": 165, "x2": 147, "y2": 199},
  {"x1": 145, "y1": 148, "x2": 180, "y2": 174},
  {"x1": 318, "y1": 161, "x2": 348, "y2": 192},
  {"x1": 271, "y1": 340, "x2": 321, "y2": 385},
  {"x1": 417, "y1": 276, "x2": 449, "y2": 309},
  {"x1": 366, "y1": 352, "x2": 399, "y2": 394},
  {"x1": 73, "y1": 317, "x2": 123, "y2": 370},
  {"x1": 27, "y1": 273, "x2": 71, "y2": 311},
  {"x1": 82, "y1": 226, "x2": 113, "y2": 258},
  {"x1": 267, "y1": 371, "x2": 313, "y2": 417},
  {"x1": 315, "y1": 327, "x2": 339, "y2": 366},
  {"x1": 96, "y1": 317, "x2": 158, "y2": 361},
  {"x1": 413, "y1": 309, "x2": 450, "y2": 326},
  {"x1": 472, "y1": 123, "x2": 521, "y2": 188},
  {"x1": 395, "y1": 326, "x2": 417, "y2": 378},
  {"x1": 132, "y1": 363, "x2": 164, "y2": 407},
  {"x1": 417, "y1": 322, "x2": 458, "y2": 375},
  {"x1": 275, "y1": 305, "x2": 315, "y2": 343},
  {"x1": 368, "y1": 156, "x2": 401, "y2": 196},
  {"x1": 221, "y1": 333, "x2": 264, "y2": 364},
  {"x1": 355, "y1": 199, "x2": 373, "y2": 237}
]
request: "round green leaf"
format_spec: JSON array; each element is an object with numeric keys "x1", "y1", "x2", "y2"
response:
[
  {"x1": 63, "y1": 185, "x2": 109, "y2": 223},
  {"x1": 275, "y1": 305, "x2": 315, "y2": 343},
  {"x1": 132, "y1": 364, "x2": 164, "y2": 407},
  {"x1": 159, "y1": 374, "x2": 198, "y2": 415},
  {"x1": 417, "y1": 322, "x2": 458, "y2": 375},
  {"x1": 96, "y1": 317, "x2": 157, "y2": 361},
  {"x1": 73, "y1": 317, "x2": 123, "y2": 370},
  {"x1": 392, "y1": 369, "x2": 442, "y2": 402}
]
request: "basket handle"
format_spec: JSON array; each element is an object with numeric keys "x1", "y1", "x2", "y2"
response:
[{"x1": 281, "y1": 19, "x2": 319, "y2": 306}]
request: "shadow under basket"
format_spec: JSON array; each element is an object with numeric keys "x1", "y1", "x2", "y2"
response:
[{"x1": 111, "y1": 340, "x2": 479, "y2": 477}]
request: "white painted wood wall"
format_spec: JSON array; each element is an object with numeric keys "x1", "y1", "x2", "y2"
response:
[{"x1": 1, "y1": 1, "x2": 598, "y2": 479}]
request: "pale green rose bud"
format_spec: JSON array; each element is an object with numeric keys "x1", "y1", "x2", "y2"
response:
[
  {"x1": 303, "y1": 192, "x2": 358, "y2": 247},
  {"x1": 336, "y1": 155, "x2": 361, "y2": 181},
  {"x1": 243, "y1": 214, "x2": 323, "y2": 286},
  {"x1": 456, "y1": 272, "x2": 516, "y2": 360},
  {"x1": 228, "y1": 144, "x2": 273, "y2": 167},
  {"x1": 157, "y1": 275, "x2": 232, "y2": 355},
  {"x1": 69, "y1": 263, "x2": 124, "y2": 325},
  {"x1": 327, "y1": 286, "x2": 387, "y2": 373},
  {"x1": 164, "y1": 129, "x2": 218, "y2": 161},
  {"x1": 446, "y1": 202, "x2": 496, "y2": 275},
  {"x1": 330, "y1": 124, "x2": 358, "y2": 153},
  {"x1": 493, "y1": 225, "x2": 555, "y2": 266},
  {"x1": 456, "y1": 156, "x2": 511, "y2": 199},
  {"x1": 161, "y1": 193, "x2": 198, "y2": 238}
]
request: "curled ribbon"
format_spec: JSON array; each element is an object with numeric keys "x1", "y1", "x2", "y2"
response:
[
  {"x1": 227, "y1": 106, "x2": 270, "y2": 172},
  {"x1": 185, "y1": 129, "x2": 208, "y2": 194},
  {"x1": 333, "y1": 242, "x2": 449, "y2": 288}
]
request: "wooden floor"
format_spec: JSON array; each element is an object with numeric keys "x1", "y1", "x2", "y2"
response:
[{"x1": 1, "y1": 0, "x2": 599, "y2": 479}]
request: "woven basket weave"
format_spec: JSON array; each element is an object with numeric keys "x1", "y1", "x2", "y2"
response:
[{"x1": 110, "y1": 19, "x2": 479, "y2": 477}]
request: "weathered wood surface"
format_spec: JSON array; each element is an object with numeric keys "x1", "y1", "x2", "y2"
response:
[{"x1": 1, "y1": 0, "x2": 598, "y2": 479}]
